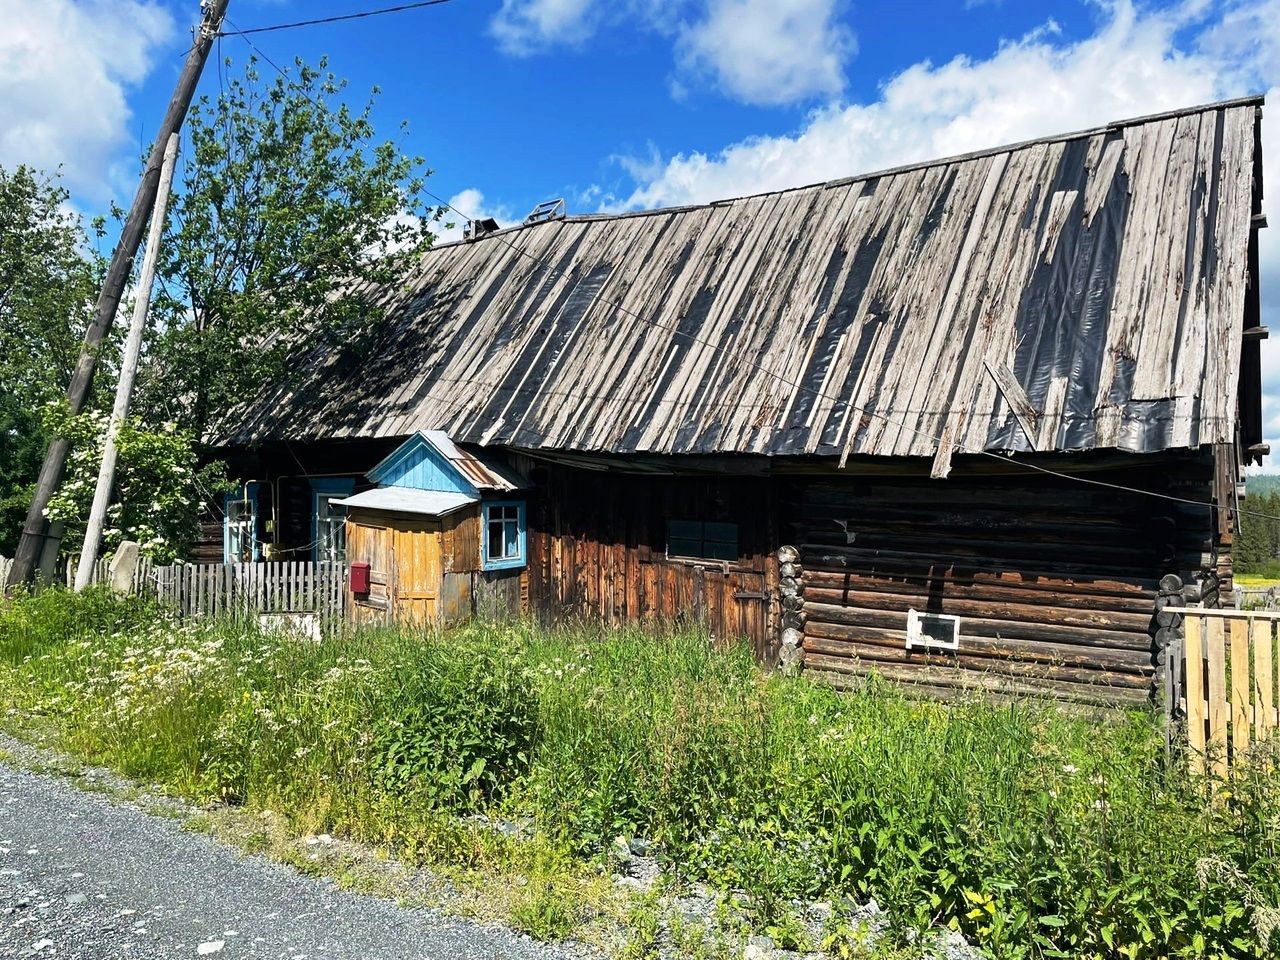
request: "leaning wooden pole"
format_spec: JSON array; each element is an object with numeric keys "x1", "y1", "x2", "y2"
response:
[
  {"x1": 74, "y1": 135, "x2": 181, "y2": 591},
  {"x1": 7, "y1": 0, "x2": 229, "y2": 590}
]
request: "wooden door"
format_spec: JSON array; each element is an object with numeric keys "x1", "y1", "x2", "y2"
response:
[
  {"x1": 347, "y1": 520, "x2": 393, "y2": 625},
  {"x1": 392, "y1": 520, "x2": 442, "y2": 626}
]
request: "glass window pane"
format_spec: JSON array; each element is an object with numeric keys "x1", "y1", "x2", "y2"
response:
[
  {"x1": 705, "y1": 538, "x2": 737, "y2": 561},
  {"x1": 668, "y1": 519, "x2": 701, "y2": 541},
  {"x1": 704, "y1": 522, "x2": 737, "y2": 543},
  {"x1": 668, "y1": 537, "x2": 701, "y2": 558},
  {"x1": 667, "y1": 519, "x2": 737, "y2": 561},
  {"x1": 504, "y1": 520, "x2": 519, "y2": 558},
  {"x1": 487, "y1": 520, "x2": 504, "y2": 559},
  {"x1": 227, "y1": 499, "x2": 252, "y2": 561}
]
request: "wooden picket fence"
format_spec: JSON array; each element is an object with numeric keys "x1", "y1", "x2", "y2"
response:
[
  {"x1": 2, "y1": 555, "x2": 346, "y2": 622},
  {"x1": 147, "y1": 562, "x2": 347, "y2": 620},
  {"x1": 62, "y1": 555, "x2": 156, "y2": 594},
  {"x1": 1166, "y1": 606, "x2": 1280, "y2": 777}
]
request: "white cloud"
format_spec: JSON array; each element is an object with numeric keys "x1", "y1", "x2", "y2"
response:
[
  {"x1": 491, "y1": 0, "x2": 855, "y2": 105},
  {"x1": 676, "y1": 0, "x2": 853, "y2": 105},
  {"x1": 0, "y1": 0, "x2": 174, "y2": 201},
  {"x1": 491, "y1": 0, "x2": 602, "y2": 55},
  {"x1": 430, "y1": 188, "x2": 519, "y2": 245},
  {"x1": 620, "y1": 3, "x2": 1234, "y2": 207},
  {"x1": 612, "y1": 0, "x2": 1279, "y2": 467}
]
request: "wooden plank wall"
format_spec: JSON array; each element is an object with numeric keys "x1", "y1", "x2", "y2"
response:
[
  {"x1": 441, "y1": 509, "x2": 481, "y2": 573},
  {"x1": 527, "y1": 465, "x2": 779, "y2": 660},
  {"x1": 788, "y1": 458, "x2": 1217, "y2": 705}
]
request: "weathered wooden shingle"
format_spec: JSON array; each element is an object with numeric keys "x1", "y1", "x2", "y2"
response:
[{"x1": 220, "y1": 97, "x2": 1263, "y2": 460}]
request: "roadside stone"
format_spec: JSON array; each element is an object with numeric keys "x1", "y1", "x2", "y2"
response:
[
  {"x1": 611, "y1": 835, "x2": 632, "y2": 862},
  {"x1": 196, "y1": 940, "x2": 225, "y2": 955},
  {"x1": 930, "y1": 927, "x2": 985, "y2": 960}
]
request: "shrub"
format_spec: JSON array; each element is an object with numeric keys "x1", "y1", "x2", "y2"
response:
[{"x1": 370, "y1": 632, "x2": 538, "y2": 812}]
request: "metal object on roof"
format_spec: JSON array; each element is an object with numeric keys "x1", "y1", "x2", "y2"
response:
[
  {"x1": 219, "y1": 97, "x2": 1263, "y2": 461},
  {"x1": 524, "y1": 198, "x2": 565, "y2": 224},
  {"x1": 464, "y1": 217, "x2": 501, "y2": 241},
  {"x1": 421, "y1": 430, "x2": 524, "y2": 491},
  {"x1": 334, "y1": 488, "x2": 477, "y2": 517}
]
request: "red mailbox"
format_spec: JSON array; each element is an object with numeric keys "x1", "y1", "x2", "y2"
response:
[{"x1": 349, "y1": 561, "x2": 370, "y2": 595}]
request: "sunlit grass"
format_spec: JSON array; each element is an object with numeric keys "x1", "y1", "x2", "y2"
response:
[{"x1": 0, "y1": 588, "x2": 1277, "y2": 958}]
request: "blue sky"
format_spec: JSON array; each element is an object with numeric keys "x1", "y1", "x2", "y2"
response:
[
  {"x1": 1, "y1": 0, "x2": 1278, "y2": 460},
  {"x1": 187, "y1": 0, "x2": 1116, "y2": 219}
]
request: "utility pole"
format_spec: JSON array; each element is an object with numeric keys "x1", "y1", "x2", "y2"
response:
[
  {"x1": 7, "y1": 0, "x2": 229, "y2": 589},
  {"x1": 74, "y1": 135, "x2": 180, "y2": 591}
]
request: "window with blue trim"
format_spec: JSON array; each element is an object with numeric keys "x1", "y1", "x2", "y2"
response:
[
  {"x1": 310, "y1": 478, "x2": 355, "y2": 563},
  {"x1": 482, "y1": 501, "x2": 526, "y2": 570},
  {"x1": 223, "y1": 484, "x2": 260, "y2": 563}
]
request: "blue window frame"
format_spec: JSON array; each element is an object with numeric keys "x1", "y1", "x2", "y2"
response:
[
  {"x1": 482, "y1": 500, "x2": 526, "y2": 571},
  {"x1": 223, "y1": 483, "x2": 260, "y2": 563},
  {"x1": 310, "y1": 478, "x2": 355, "y2": 563}
]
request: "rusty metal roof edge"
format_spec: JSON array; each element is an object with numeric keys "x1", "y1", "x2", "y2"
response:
[
  {"x1": 424, "y1": 94, "x2": 1266, "y2": 255},
  {"x1": 423, "y1": 430, "x2": 526, "y2": 492}
]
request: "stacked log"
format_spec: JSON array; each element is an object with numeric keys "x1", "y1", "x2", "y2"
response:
[
  {"x1": 1153, "y1": 573, "x2": 1184, "y2": 711},
  {"x1": 778, "y1": 545, "x2": 804, "y2": 674},
  {"x1": 788, "y1": 466, "x2": 1215, "y2": 706}
]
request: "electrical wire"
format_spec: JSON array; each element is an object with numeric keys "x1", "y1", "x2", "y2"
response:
[
  {"x1": 222, "y1": 26, "x2": 1280, "y2": 525},
  {"x1": 218, "y1": 0, "x2": 456, "y2": 37}
]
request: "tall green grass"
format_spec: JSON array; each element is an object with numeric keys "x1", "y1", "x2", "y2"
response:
[{"x1": 0, "y1": 588, "x2": 1277, "y2": 958}]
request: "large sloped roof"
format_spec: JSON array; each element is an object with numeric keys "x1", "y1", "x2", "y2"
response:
[{"x1": 221, "y1": 96, "x2": 1263, "y2": 461}]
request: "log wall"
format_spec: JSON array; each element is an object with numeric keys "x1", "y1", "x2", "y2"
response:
[
  {"x1": 786, "y1": 457, "x2": 1219, "y2": 705},
  {"x1": 527, "y1": 464, "x2": 779, "y2": 661}
]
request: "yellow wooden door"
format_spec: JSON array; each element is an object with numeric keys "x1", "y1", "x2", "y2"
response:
[
  {"x1": 392, "y1": 520, "x2": 442, "y2": 626},
  {"x1": 346, "y1": 520, "x2": 393, "y2": 626}
]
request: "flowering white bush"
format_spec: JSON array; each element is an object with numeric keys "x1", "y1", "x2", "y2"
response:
[{"x1": 41, "y1": 403, "x2": 229, "y2": 563}]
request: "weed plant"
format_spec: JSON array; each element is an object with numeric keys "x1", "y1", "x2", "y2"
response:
[{"x1": 0, "y1": 588, "x2": 1277, "y2": 958}]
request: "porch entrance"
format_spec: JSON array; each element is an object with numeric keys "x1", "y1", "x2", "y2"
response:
[
  {"x1": 346, "y1": 514, "x2": 443, "y2": 627},
  {"x1": 392, "y1": 520, "x2": 442, "y2": 626}
]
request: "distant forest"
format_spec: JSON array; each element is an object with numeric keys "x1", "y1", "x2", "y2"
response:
[{"x1": 1237, "y1": 476, "x2": 1280, "y2": 577}]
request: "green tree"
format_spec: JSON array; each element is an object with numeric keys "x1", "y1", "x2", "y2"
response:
[
  {"x1": 1236, "y1": 483, "x2": 1280, "y2": 576},
  {"x1": 143, "y1": 55, "x2": 438, "y2": 437},
  {"x1": 0, "y1": 166, "x2": 103, "y2": 556}
]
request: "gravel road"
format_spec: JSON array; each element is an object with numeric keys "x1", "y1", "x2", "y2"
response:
[{"x1": 0, "y1": 761, "x2": 576, "y2": 959}]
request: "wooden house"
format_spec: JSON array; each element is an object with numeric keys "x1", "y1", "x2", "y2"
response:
[
  {"x1": 204, "y1": 97, "x2": 1268, "y2": 705},
  {"x1": 338, "y1": 431, "x2": 526, "y2": 626}
]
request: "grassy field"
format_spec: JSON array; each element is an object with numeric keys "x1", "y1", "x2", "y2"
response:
[
  {"x1": 0, "y1": 588, "x2": 1278, "y2": 958},
  {"x1": 1234, "y1": 579, "x2": 1280, "y2": 593}
]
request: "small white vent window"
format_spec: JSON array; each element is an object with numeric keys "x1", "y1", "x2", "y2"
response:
[{"x1": 906, "y1": 609, "x2": 960, "y2": 651}]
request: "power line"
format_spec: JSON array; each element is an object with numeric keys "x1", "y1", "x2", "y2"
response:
[
  {"x1": 219, "y1": 0, "x2": 456, "y2": 37},
  {"x1": 223, "y1": 27, "x2": 1278, "y2": 525}
]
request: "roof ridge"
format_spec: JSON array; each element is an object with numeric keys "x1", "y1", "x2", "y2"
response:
[{"x1": 429, "y1": 94, "x2": 1264, "y2": 248}]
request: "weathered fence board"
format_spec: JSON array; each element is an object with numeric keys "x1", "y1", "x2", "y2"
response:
[
  {"x1": 1, "y1": 555, "x2": 345, "y2": 622},
  {"x1": 1237, "y1": 586, "x2": 1280, "y2": 610},
  {"x1": 1185, "y1": 616, "x2": 1206, "y2": 762},
  {"x1": 1166, "y1": 607, "x2": 1280, "y2": 777}
]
